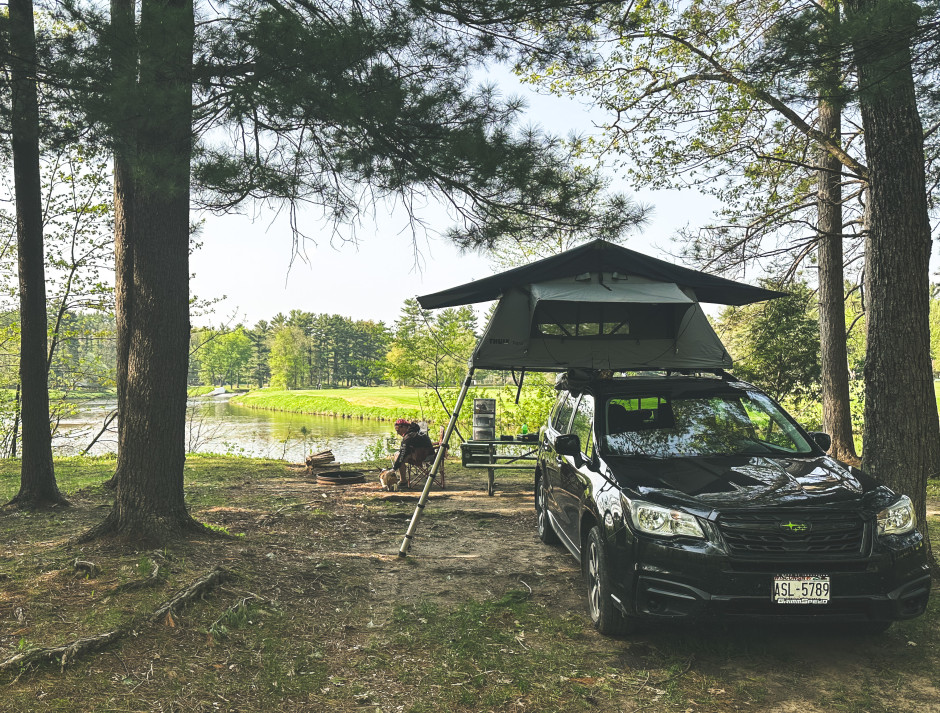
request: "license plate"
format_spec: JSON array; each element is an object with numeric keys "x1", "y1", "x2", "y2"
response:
[{"x1": 773, "y1": 575, "x2": 830, "y2": 604}]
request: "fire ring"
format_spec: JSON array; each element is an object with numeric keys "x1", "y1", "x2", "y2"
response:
[{"x1": 316, "y1": 470, "x2": 365, "y2": 485}]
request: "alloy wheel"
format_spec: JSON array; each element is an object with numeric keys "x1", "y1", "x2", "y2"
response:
[{"x1": 587, "y1": 540, "x2": 601, "y2": 622}]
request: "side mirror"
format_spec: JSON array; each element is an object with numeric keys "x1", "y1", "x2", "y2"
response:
[
  {"x1": 809, "y1": 432, "x2": 832, "y2": 452},
  {"x1": 554, "y1": 433, "x2": 581, "y2": 458}
]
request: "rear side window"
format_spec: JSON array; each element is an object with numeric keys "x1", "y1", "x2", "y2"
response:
[
  {"x1": 572, "y1": 393, "x2": 595, "y2": 459},
  {"x1": 606, "y1": 396, "x2": 672, "y2": 434},
  {"x1": 551, "y1": 392, "x2": 578, "y2": 432}
]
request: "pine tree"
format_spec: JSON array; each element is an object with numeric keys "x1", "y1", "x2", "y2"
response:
[{"x1": 6, "y1": 0, "x2": 66, "y2": 507}]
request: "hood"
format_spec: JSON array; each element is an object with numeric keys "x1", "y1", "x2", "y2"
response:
[{"x1": 605, "y1": 454, "x2": 880, "y2": 508}]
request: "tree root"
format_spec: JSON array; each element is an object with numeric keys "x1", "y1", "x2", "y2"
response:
[
  {"x1": 5, "y1": 491, "x2": 71, "y2": 509},
  {"x1": 108, "y1": 560, "x2": 163, "y2": 595},
  {"x1": 0, "y1": 566, "x2": 231, "y2": 674},
  {"x1": 72, "y1": 509, "x2": 213, "y2": 548}
]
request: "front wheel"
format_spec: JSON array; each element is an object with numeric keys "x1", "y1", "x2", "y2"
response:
[
  {"x1": 535, "y1": 474, "x2": 560, "y2": 545},
  {"x1": 585, "y1": 526, "x2": 635, "y2": 636}
]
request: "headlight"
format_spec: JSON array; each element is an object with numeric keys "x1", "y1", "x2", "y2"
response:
[
  {"x1": 877, "y1": 495, "x2": 916, "y2": 536},
  {"x1": 627, "y1": 499, "x2": 705, "y2": 539}
]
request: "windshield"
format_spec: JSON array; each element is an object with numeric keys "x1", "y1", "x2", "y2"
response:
[{"x1": 600, "y1": 389, "x2": 815, "y2": 458}]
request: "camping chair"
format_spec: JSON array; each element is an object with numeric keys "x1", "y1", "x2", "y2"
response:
[{"x1": 402, "y1": 443, "x2": 446, "y2": 490}]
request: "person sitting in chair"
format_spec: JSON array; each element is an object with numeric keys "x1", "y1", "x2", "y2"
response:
[{"x1": 379, "y1": 418, "x2": 435, "y2": 490}]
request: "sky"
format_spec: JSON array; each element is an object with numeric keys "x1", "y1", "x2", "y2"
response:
[{"x1": 189, "y1": 66, "x2": 722, "y2": 329}]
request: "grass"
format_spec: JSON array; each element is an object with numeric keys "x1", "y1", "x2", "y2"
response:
[
  {"x1": 230, "y1": 385, "x2": 503, "y2": 421},
  {"x1": 0, "y1": 458, "x2": 937, "y2": 712},
  {"x1": 188, "y1": 385, "x2": 223, "y2": 397},
  {"x1": 0, "y1": 454, "x2": 289, "y2": 510}
]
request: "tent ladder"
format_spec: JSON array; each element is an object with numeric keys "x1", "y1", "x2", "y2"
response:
[
  {"x1": 398, "y1": 367, "x2": 475, "y2": 557},
  {"x1": 514, "y1": 368, "x2": 526, "y2": 404}
]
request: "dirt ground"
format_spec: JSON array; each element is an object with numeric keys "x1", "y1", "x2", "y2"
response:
[{"x1": 1, "y1": 460, "x2": 939, "y2": 712}]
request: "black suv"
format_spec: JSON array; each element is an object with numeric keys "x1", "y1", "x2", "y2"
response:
[{"x1": 535, "y1": 371, "x2": 930, "y2": 635}]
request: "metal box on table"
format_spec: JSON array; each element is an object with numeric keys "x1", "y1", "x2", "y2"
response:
[{"x1": 472, "y1": 398, "x2": 496, "y2": 441}]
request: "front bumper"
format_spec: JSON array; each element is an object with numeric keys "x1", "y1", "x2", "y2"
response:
[{"x1": 615, "y1": 533, "x2": 931, "y2": 623}]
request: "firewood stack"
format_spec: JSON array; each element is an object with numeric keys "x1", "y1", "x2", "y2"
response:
[{"x1": 305, "y1": 449, "x2": 335, "y2": 472}]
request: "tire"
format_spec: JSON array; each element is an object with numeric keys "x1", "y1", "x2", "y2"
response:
[
  {"x1": 584, "y1": 526, "x2": 635, "y2": 636},
  {"x1": 535, "y1": 474, "x2": 560, "y2": 545}
]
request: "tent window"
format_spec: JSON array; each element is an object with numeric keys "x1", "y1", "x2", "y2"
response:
[
  {"x1": 540, "y1": 322, "x2": 604, "y2": 337},
  {"x1": 533, "y1": 301, "x2": 682, "y2": 340}
]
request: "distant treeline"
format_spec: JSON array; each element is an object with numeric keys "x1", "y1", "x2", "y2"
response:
[{"x1": 188, "y1": 299, "x2": 481, "y2": 390}]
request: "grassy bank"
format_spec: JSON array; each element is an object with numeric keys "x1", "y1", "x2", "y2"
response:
[
  {"x1": 47, "y1": 389, "x2": 115, "y2": 401},
  {"x1": 188, "y1": 385, "x2": 222, "y2": 397},
  {"x1": 230, "y1": 386, "x2": 496, "y2": 422},
  {"x1": 0, "y1": 456, "x2": 938, "y2": 713}
]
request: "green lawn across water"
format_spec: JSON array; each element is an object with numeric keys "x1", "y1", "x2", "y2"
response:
[{"x1": 229, "y1": 385, "x2": 502, "y2": 421}]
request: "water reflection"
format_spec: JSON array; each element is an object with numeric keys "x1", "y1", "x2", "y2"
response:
[{"x1": 52, "y1": 396, "x2": 391, "y2": 463}]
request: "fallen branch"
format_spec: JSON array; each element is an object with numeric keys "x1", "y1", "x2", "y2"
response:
[
  {"x1": 149, "y1": 567, "x2": 231, "y2": 623},
  {"x1": 81, "y1": 409, "x2": 118, "y2": 456},
  {"x1": 0, "y1": 566, "x2": 230, "y2": 674}
]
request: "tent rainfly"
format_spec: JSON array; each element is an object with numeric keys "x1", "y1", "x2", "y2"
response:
[{"x1": 398, "y1": 239, "x2": 785, "y2": 556}]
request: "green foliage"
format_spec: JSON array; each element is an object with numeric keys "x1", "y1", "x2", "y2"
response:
[
  {"x1": 186, "y1": 0, "x2": 643, "y2": 250},
  {"x1": 385, "y1": 299, "x2": 476, "y2": 388},
  {"x1": 197, "y1": 327, "x2": 253, "y2": 388},
  {"x1": 718, "y1": 281, "x2": 821, "y2": 402},
  {"x1": 268, "y1": 325, "x2": 308, "y2": 389},
  {"x1": 520, "y1": 0, "x2": 870, "y2": 281},
  {"x1": 0, "y1": 142, "x2": 116, "y2": 452},
  {"x1": 191, "y1": 313, "x2": 392, "y2": 391},
  {"x1": 930, "y1": 286, "x2": 940, "y2": 370},
  {"x1": 419, "y1": 373, "x2": 556, "y2": 440},
  {"x1": 361, "y1": 435, "x2": 398, "y2": 464}
]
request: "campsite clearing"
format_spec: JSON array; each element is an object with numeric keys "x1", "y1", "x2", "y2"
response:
[{"x1": 1, "y1": 456, "x2": 938, "y2": 712}]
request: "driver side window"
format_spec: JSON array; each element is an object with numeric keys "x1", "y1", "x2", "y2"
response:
[{"x1": 552, "y1": 392, "x2": 578, "y2": 433}]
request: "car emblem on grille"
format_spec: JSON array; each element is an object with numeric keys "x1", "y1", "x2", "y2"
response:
[{"x1": 780, "y1": 520, "x2": 811, "y2": 534}]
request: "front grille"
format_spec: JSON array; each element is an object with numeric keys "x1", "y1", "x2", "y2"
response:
[{"x1": 717, "y1": 511, "x2": 866, "y2": 559}]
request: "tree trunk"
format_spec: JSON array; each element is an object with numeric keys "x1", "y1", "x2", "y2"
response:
[
  {"x1": 9, "y1": 384, "x2": 20, "y2": 458},
  {"x1": 7, "y1": 0, "x2": 67, "y2": 508},
  {"x1": 83, "y1": 0, "x2": 203, "y2": 544},
  {"x1": 103, "y1": 0, "x2": 137, "y2": 491},
  {"x1": 817, "y1": 97, "x2": 859, "y2": 464},
  {"x1": 848, "y1": 0, "x2": 937, "y2": 558}
]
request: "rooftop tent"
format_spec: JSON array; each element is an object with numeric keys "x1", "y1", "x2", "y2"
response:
[
  {"x1": 469, "y1": 274, "x2": 729, "y2": 371},
  {"x1": 417, "y1": 239, "x2": 785, "y2": 372}
]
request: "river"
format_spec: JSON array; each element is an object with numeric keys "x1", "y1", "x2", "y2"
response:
[{"x1": 52, "y1": 395, "x2": 393, "y2": 464}]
